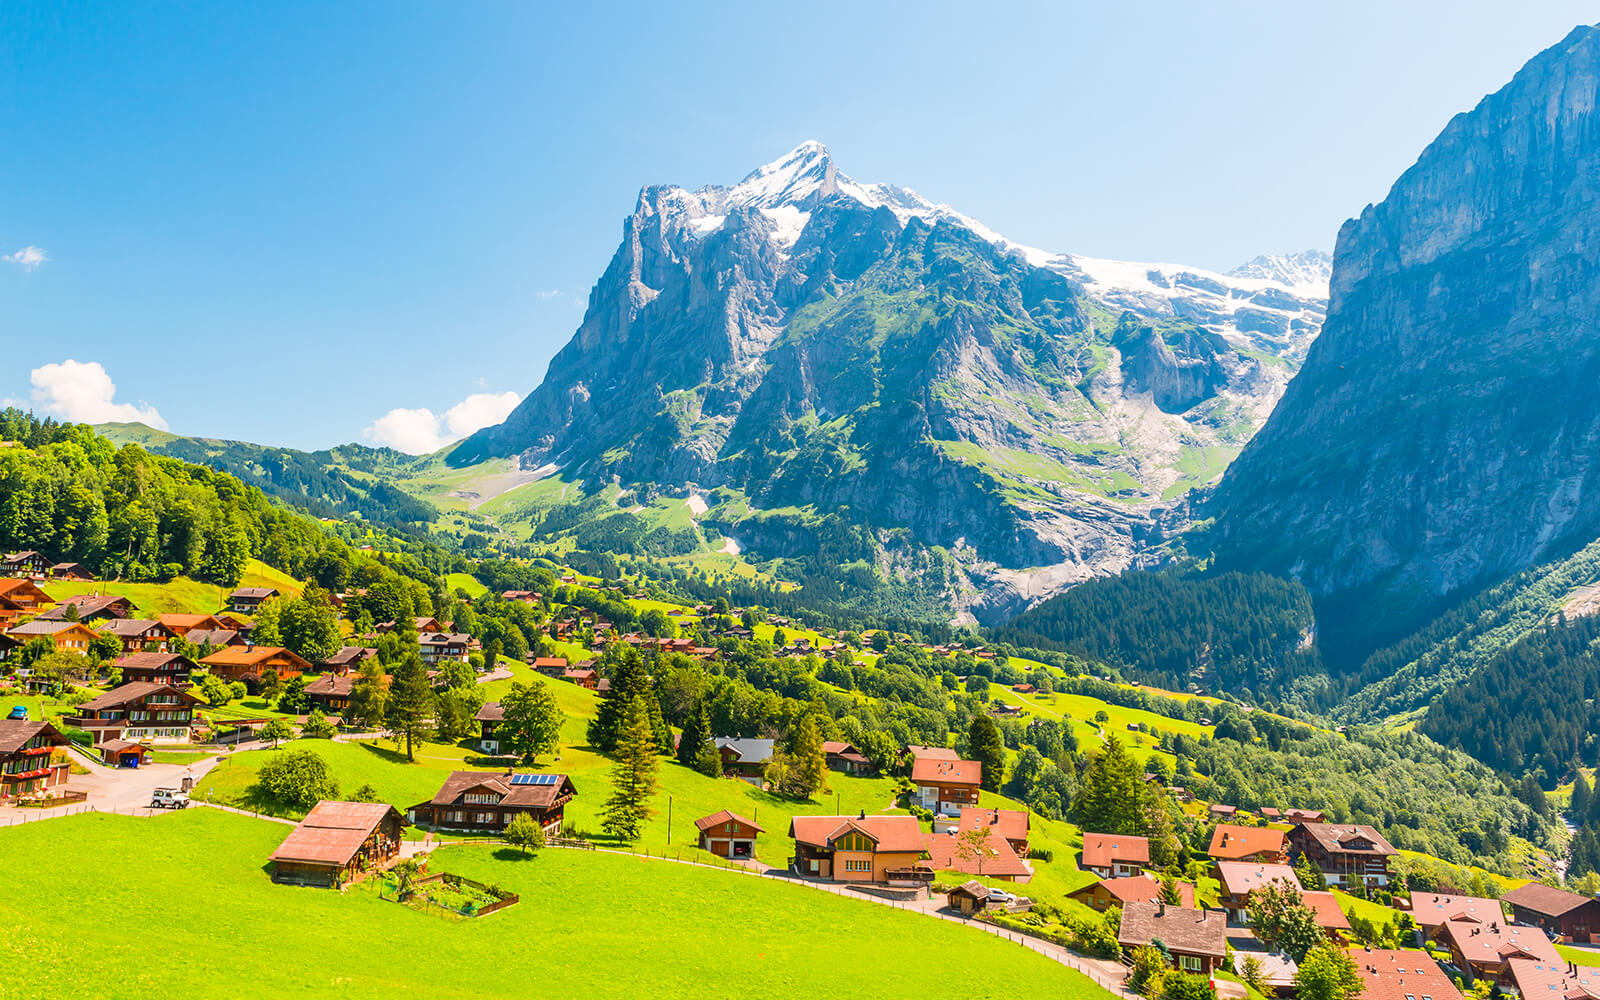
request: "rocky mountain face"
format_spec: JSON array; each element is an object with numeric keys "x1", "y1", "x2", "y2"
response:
[
  {"x1": 459, "y1": 142, "x2": 1328, "y2": 621},
  {"x1": 1208, "y1": 25, "x2": 1600, "y2": 651}
]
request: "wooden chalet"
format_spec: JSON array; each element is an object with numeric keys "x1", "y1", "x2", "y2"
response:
[
  {"x1": 531, "y1": 656, "x2": 568, "y2": 678},
  {"x1": 37, "y1": 594, "x2": 133, "y2": 622},
  {"x1": 269, "y1": 801, "x2": 404, "y2": 888},
  {"x1": 158, "y1": 614, "x2": 228, "y2": 637},
  {"x1": 561, "y1": 667, "x2": 598, "y2": 689},
  {"x1": 1080, "y1": 833, "x2": 1150, "y2": 879},
  {"x1": 46, "y1": 562, "x2": 94, "y2": 581},
  {"x1": 476, "y1": 701, "x2": 504, "y2": 754},
  {"x1": 0, "y1": 578, "x2": 52, "y2": 626},
  {"x1": 183, "y1": 628, "x2": 246, "y2": 649},
  {"x1": 1408, "y1": 893, "x2": 1506, "y2": 937},
  {"x1": 787, "y1": 813, "x2": 930, "y2": 884},
  {"x1": 0, "y1": 633, "x2": 17, "y2": 662},
  {"x1": 922, "y1": 830, "x2": 1031, "y2": 881},
  {"x1": 226, "y1": 587, "x2": 279, "y2": 614},
  {"x1": 499, "y1": 590, "x2": 541, "y2": 604},
  {"x1": 0, "y1": 719, "x2": 71, "y2": 797},
  {"x1": 1289, "y1": 822, "x2": 1396, "y2": 889},
  {"x1": 407, "y1": 771, "x2": 575, "y2": 834},
  {"x1": 6, "y1": 620, "x2": 99, "y2": 654},
  {"x1": 1501, "y1": 883, "x2": 1600, "y2": 943},
  {"x1": 1208, "y1": 824, "x2": 1287, "y2": 864},
  {"x1": 1354, "y1": 948, "x2": 1466, "y2": 1000},
  {"x1": 413, "y1": 616, "x2": 447, "y2": 632},
  {"x1": 1215, "y1": 861, "x2": 1301, "y2": 922},
  {"x1": 1, "y1": 551, "x2": 49, "y2": 577},
  {"x1": 948, "y1": 880, "x2": 998, "y2": 916},
  {"x1": 97, "y1": 618, "x2": 176, "y2": 654},
  {"x1": 1117, "y1": 901, "x2": 1228, "y2": 974},
  {"x1": 957, "y1": 807, "x2": 1030, "y2": 857},
  {"x1": 304, "y1": 673, "x2": 370, "y2": 714},
  {"x1": 910, "y1": 757, "x2": 981, "y2": 816},
  {"x1": 1508, "y1": 957, "x2": 1600, "y2": 1000},
  {"x1": 67, "y1": 682, "x2": 200, "y2": 745},
  {"x1": 695, "y1": 809, "x2": 764, "y2": 859},
  {"x1": 199, "y1": 645, "x2": 311, "y2": 685},
  {"x1": 714, "y1": 738, "x2": 774, "y2": 785},
  {"x1": 315, "y1": 646, "x2": 375, "y2": 675},
  {"x1": 1069, "y1": 874, "x2": 1195, "y2": 913},
  {"x1": 822, "y1": 740, "x2": 873, "y2": 775},
  {"x1": 1438, "y1": 915, "x2": 1560, "y2": 984},
  {"x1": 418, "y1": 632, "x2": 470, "y2": 665},
  {"x1": 116, "y1": 652, "x2": 197, "y2": 686}
]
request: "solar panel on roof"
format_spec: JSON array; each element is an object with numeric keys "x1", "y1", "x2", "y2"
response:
[{"x1": 509, "y1": 773, "x2": 558, "y2": 785}]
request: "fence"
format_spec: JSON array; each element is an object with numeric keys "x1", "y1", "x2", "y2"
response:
[{"x1": 379, "y1": 871, "x2": 520, "y2": 919}]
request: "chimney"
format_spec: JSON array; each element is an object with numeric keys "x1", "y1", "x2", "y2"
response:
[
  {"x1": 858, "y1": 809, "x2": 866, "y2": 820},
  {"x1": 1157, "y1": 900, "x2": 1166, "y2": 916}
]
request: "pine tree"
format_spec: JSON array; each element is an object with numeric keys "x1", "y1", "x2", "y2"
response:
[
  {"x1": 386, "y1": 650, "x2": 436, "y2": 762},
  {"x1": 586, "y1": 644, "x2": 650, "y2": 753},
  {"x1": 601, "y1": 697, "x2": 659, "y2": 842},
  {"x1": 1073, "y1": 734, "x2": 1144, "y2": 834},
  {"x1": 676, "y1": 697, "x2": 720, "y2": 777},
  {"x1": 1575, "y1": 770, "x2": 1594, "y2": 822},
  {"x1": 968, "y1": 714, "x2": 1007, "y2": 792},
  {"x1": 346, "y1": 659, "x2": 389, "y2": 730}
]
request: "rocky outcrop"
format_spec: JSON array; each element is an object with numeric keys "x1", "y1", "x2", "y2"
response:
[
  {"x1": 458, "y1": 143, "x2": 1328, "y2": 619},
  {"x1": 1208, "y1": 25, "x2": 1600, "y2": 643}
]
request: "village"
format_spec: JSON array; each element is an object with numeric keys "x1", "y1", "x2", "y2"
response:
[{"x1": 3, "y1": 548, "x2": 1599, "y2": 1000}]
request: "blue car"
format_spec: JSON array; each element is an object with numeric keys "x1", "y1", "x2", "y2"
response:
[{"x1": 5, "y1": 705, "x2": 27, "y2": 721}]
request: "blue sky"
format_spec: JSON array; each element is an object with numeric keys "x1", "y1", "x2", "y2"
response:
[{"x1": 2, "y1": 2, "x2": 1593, "y2": 451}]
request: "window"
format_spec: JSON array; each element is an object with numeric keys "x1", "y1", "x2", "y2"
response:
[
  {"x1": 1182, "y1": 957, "x2": 1202, "y2": 972},
  {"x1": 844, "y1": 860, "x2": 871, "y2": 873}
]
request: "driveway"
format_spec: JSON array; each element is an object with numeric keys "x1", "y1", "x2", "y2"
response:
[{"x1": 52, "y1": 745, "x2": 225, "y2": 817}]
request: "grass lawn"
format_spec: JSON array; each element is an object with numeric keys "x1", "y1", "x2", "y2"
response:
[
  {"x1": 1560, "y1": 944, "x2": 1600, "y2": 967},
  {"x1": 446, "y1": 572, "x2": 488, "y2": 599},
  {"x1": 38, "y1": 558, "x2": 299, "y2": 616},
  {"x1": 0, "y1": 810, "x2": 1112, "y2": 1000}
]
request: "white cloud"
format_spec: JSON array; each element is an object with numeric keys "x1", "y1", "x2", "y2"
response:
[
  {"x1": 29, "y1": 359, "x2": 167, "y2": 429},
  {"x1": 535, "y1": 289, "x2": 562, "y2": 299},
  {"x1": 4, "y1": 246, "x2": 47, "y2": 271},
  {"x1": 362, "y1": 390, "x2": 522, "y2": 455}
]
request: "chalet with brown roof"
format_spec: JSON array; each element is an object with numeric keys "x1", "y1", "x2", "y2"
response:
[
  {"x1": 948, "y1": 880, "x2": 996, "y2": 917},
  {"x1": 910, "y1": 757, "x2": 981, "y2": 815},
  {"x1": 822, "y1": 740, "x2": 873, "y2": 776},
  {"x1": 531, "y1": 656, "x2": 568, "y2": 678},
  {"x1": 418, "y1": 632, "x2": 470, "y2": 665},
  {"x1": 1209, "y1": 824, "x2": 1287, "y2": 864},
  {"x1": 1, "y1": 551, "x2": 49, "y2": 578},
  {"x1": 98, "y1": 618, "x2": 176, "y2": 654},
  {"x1": 1117, "y1": 901, "x2": 1228, "y2": 974},
  {"x1": 1438, "y1": 915, "x2": 1561, "y2": 983},
  {"x1": 1408, "y1": 893, "x2": 1506, "y2": 937},
  {"x1": 1214, "y1": 861, "x2": 1301, "y2": 922},
  {"x1": 67, "y1": 682, "x2": 200, "y2": 745},
  {"x1": 1353, "y1": 947, "x2": 1465, "y2": 1000},
  {"x1": 500, "y1": 590, "x2": 541, "y2": 604},
  {"x1": 116, "y1": 652, "x2": 197, "y2": 686},
  {"x1": 476, "y1": 701, "x2": 504, "y2": 754},
  {"x1": 923, "y1": 830, "x2": 1031, "y2": 881},
  {"x1": 7, "y1": 620, "x2": 99, "y2": 654},
  {"x1": 184, "y1": 628, "x2": 247, "y2": 649},
  {"x1": 957, "y1": 806, "x2": 1030, "y2": 856},
  {"x1": 158, "y1": 614, "x2": 227, "y2": 637},
  {"x1": 304, "y1": 673, "x2": 373, "y2": 714},
  {"x1": 407, "y1": 771, "x2": 575, "y2": 833},
  {"x1": 787, "y1": 814, "x2": 929, "y2": 884},
  {"x1": 38, "y1": 594, "x2": 133, "y2": 622},
  {"x1": 905, "y1": 744, "x2": 958, "y2": 762},
  {"x1": 695, "y1": 809, "x2": 764, "y2": 860},
  {"x1": 1502, "y1": 883, "x2": 1600, "y2": 943},
  {"x1": 1289, "y1": 821, "x2": 1396, "y2": 888},
  {"x1": 269, "y1": 801, "x2": 404, "y2": 888},
  {"x1": 0, "y1": 719, "x2": 70, "y2": 797},
  {"x1": 414, "y1": 616, "x2": 447, "y2": 632},
  {"x1": 199, "y1": 645, "x2": 310, "y2": 685},
  {"x1": 99, "y1": 739, "x2": 152, "y2": 768},
  {"x1": 1070, "y1": 875, "x2": 1195, "y2": 913},
  {"x1": 0, "y1": 578, "x2": 52, "y2": 625},
  {"x1": 1284, "y1": 808, "x2": 1326, "y2": 823},
  {"x1": 316, "y1": 646, "x2": 375, "y2": 675},
  {"x1": 1508, "y1": 957, "x2": 1600, "y2": 1000},
  {"x1": 47, "y1": 562, "x2": 94, "y2": 581},
  {"x1": 562, "y1": 667, "x2": 598, "y2": 690},
  {"x1": 1081, "y1": 833, "x2": 1150, "y2": 879},
  {"x1": 1210, "y1": 803, "x2": 1238, "y2": 819},
  {"x1": 226, "y1": 587, "x2": 278, "y2": 614}
]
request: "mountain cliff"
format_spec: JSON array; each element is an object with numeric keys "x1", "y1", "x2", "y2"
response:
[
  {"x1": 460, "y1": 142, "x2": 1328, "y2": 620},
  {"x1": 1208, "y1": 24, "x2": 1600, "y2": 652}
]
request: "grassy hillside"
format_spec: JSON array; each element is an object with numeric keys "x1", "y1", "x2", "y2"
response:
[
  {"x1": 40, "y1": 559, "x2": 301, "y2": 616},
  {"x1": 0, "y1": 810, "x2": 1108, "y2": 1000}
]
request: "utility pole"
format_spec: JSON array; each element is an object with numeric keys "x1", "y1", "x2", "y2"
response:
[{"x1": 667, "y1": 795, "x2": 672, "y2": 844}]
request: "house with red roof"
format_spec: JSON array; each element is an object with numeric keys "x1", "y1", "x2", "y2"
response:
[
  {"x1": 787, "y1": 813, "x2": 928, "y2": 884},
  {"x1": 1069, "y1": 874, "x2": 1195, "y2": 912},
  {"x1": 1081, "y1": 833, "x2": 1150, "y2": 879},
  {"x1": 910, "y1": 757, "x2": 981, "y2": 816},
  {"x1": 922, "y1": 830, "x2": 1031, "y2": 881},
  {"x1": 1352, "y1": 947, "x2": 1465, "y2": 1000},
  {"x1": 268, "y1": 800, "x2": 404, "y2": 888},
  {"x1": 957, "y1": 806, "x2": 1030, "y2": 856}
]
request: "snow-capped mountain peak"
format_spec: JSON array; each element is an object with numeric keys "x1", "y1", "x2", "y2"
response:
[{"x1": 1227, "y1": 250, "x2": 1333, "y2": 295}]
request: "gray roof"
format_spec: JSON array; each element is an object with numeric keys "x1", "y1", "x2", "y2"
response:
[{"x1": 714, "y1": 737, "x2": 774, "y2": 765}]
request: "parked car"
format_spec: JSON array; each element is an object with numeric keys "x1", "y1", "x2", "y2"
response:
[
  {"x1": 5, "y1": 705, "x2": 27, "y2": 720},
  {"x1": 150, "y1": 787, "x2": 190, "y2": 809},
  {"x1": 987, "y1": 888, "x2": 1017, "y2": 904}
]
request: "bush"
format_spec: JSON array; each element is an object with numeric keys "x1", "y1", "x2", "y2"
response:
[
  {"x1": 252, "y1": 749, "x2": 339, "y2": 810},
  {"x1": 1029, "y1": 846, "x2": 1055, "y2": 862}
]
